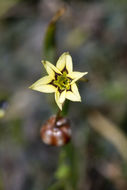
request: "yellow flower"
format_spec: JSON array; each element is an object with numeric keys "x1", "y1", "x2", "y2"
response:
[{"x1": 29, "y1": 52, "x2": 88, "y2": 110}]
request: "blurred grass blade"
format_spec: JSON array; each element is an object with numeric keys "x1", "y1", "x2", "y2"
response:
[
  {"x1": 0, "y1": 100, "x2": 8, "y2": 119},
  {"x1": 0, "y1": 0, "x2": 19, "y2": 18},
  {"x1": 43, "y1": 7, "x2": 66, "y2": 62},
  {"x1": 88, "y1": 111, "x2": 127, "y2": 161},
  {"x1": 0, "y1": 109, "x2": 5, "y2": 119}
]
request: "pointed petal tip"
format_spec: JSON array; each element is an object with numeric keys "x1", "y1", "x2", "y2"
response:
[
  {"x1": 29, "y1": 85, "x2": 33, "y2": 89},
  {"x1": 41, "y1": 60, "x2": 49, "y2": 67},
  {"x1": 57, "y1": 102, "x2": 63, "y2": 110},
  {"x1": 55, "y1": 91, "x2": 63, "y2": 110},
  {"x1": 59, "y1": 90, "x2": 66, "y2": 104},
  {"x1": 29, "y1": 85, "x2": 36, "y2": 90},
  {"x1": 66, "y1": 90, "x2": 82, "y2": 102},
  {"x1": 76, "y1": 97, "x2": 81, "y2": 102},
  {"x1": 41, "y1": 60, "x2": 45, "y2": 65},
  {"x1": 59, "y1": 106, "x2": 62, "y2": 110},
  {"x1": 65, "y1": 51, "x2": 69, "y2": 55},
  {"x1": 82, "y1": 72, "x2": 88, "y2": 76},
  {"x1": 77, "y1": 95, "x2": 81, "y2": 102},
  {"x1": 60, "y1": 52, "x2": 70, "y2": 57}
]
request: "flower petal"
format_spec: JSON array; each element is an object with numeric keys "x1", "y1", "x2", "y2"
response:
[
  {"x1": 29, "y1": 76, "x2": 52, "y2": 89},
  {"x1": 59, "y1": 90, "x2": 66, "y2": 103},
  {"x1": 68, "y1": 71, "x2": 88, "y2": 79},
  {"x1": 66, "y1": 91, "x2": 81, "y2": 102},
  {"x1": 68, "y1": 72, "x2": 88, "y2": 84},
  {"x1": 30, "y1": 84, "x2": 56, "y2": 93},
  {"x1": 66, "y1": 53, "x2": 73, "y2": 73},
  {"x1": 42, "y1": 60, "x2": 61, "y2": 76},
  {"x1": 71, "y1": 83, "x2": 81, "y2": 101},
  {"x1": 56, "y1": 52, "x2": 73, "y2": 73},
  {"x1": 55, "y1": 90, "x2": 62, "y2": 110}
]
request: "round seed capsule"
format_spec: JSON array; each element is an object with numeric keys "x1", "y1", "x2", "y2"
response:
[{"x1": 40, "y1": 115, "x2": 71, "y2": 146}]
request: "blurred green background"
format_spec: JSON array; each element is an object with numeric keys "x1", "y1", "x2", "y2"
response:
[{"x1": 0, "y1": 0, "x2": 127, "y2": 190}]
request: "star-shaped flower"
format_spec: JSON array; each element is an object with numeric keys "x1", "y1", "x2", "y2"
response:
[{"x1": 29, "y1": 52, "x2": 88, "y2": 110}]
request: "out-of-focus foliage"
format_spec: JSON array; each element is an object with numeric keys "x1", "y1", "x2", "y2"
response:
[
  {"x1": 43, "y1": 7, "x2": 66, "y2": 61},
  {"x1": 0, "y1": 0, "x2": 19, "y2": 17},
  {"x1": 1, "y1": 0, "x2": 127, "y2": 190}
]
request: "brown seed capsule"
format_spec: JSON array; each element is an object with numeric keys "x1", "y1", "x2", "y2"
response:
[{"x1": 40, "y1": 115, "x2": 71, "y2": 146}]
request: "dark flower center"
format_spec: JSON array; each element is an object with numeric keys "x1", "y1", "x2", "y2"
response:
[{"x1": 53, "y1": 71, "x2": 71, "y2": 91}]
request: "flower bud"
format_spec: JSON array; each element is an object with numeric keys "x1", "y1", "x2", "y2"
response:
[{"x1": 40, "y1": 115, "x2": 71, "y2": 146}]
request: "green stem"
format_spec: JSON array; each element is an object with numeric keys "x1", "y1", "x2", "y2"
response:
[
  {"x1": 79, "y1": 77, "x2": 89, "y2": 82},
  {"x1": 61, "y1": 100, "x2": 70, "y2": 117}
]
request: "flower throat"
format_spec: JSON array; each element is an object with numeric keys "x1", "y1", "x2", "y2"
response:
[{"x1": 53, "y1": 71, "x2": 71, "y2": 91}]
